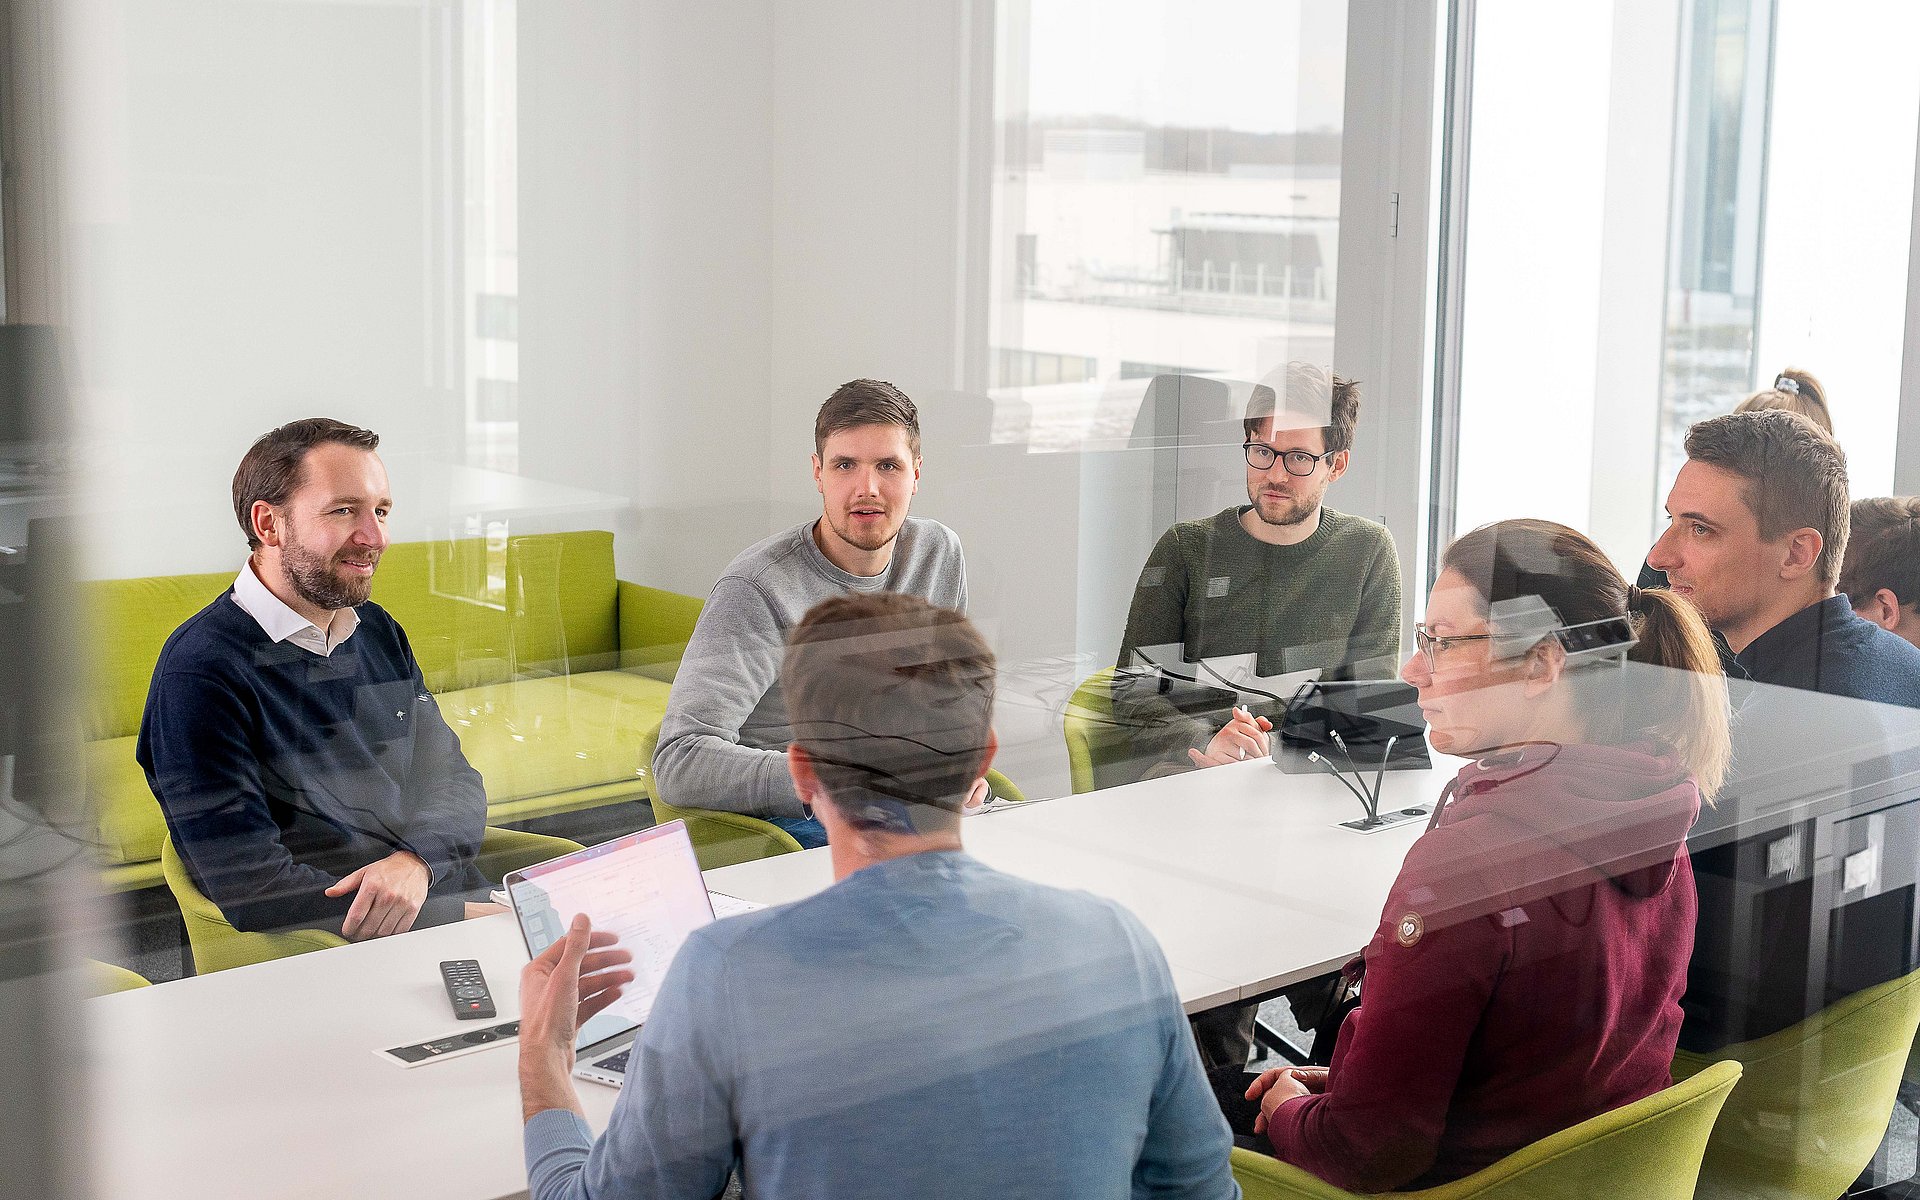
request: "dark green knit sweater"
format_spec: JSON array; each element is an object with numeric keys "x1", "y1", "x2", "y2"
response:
[{"x1": 1112, "y1": 505, "x2": 1402, "y2": 779}]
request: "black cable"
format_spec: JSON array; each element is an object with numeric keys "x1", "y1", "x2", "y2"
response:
[
  {"x1": 1327, "y1": 729, "x2": 1377, "y2": 820},
  {"x1": 1307, "y1": 751, "x2": 1376, "y2": 822}
]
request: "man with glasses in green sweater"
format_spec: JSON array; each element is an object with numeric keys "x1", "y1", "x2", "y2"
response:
[
  {"x1": 1116, "y1": 363, "x2": 1403, "y2": 1069},
  {"x1": 1116, "y1": 362, "x2": 1403, "y2": 782}
]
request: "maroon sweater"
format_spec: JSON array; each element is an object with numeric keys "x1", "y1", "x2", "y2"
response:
[{"x1": 1266, "y1": 742, "x2": 1701, "y2": 1193}]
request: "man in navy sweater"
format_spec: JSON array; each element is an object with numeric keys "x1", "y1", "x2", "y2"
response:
[
  {"x1": 137, "y1": 418, "x2": 498, "y2": 939},
  {"x1": 1649, "y1": 408, "x2": 1920, "y2": 1050}
]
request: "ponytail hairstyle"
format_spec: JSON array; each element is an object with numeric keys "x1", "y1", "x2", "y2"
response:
[
  {"x1": 1441, "y1": 519, "x2": 1731, "y2": 800},
  {"x1": 1735, "y1": 367, "x2": 1833, "y2": 435}
]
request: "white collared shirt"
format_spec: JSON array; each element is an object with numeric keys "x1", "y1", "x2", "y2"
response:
[{"x1": 230, "y1": 559, "x2": 361, "y2": 657}]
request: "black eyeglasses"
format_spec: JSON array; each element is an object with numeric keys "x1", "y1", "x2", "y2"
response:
[{"x1": 1244, "y1": 443, "x2": 1336, "y2": 476}]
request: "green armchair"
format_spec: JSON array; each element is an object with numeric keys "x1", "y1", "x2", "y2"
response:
[{"x1": 1230, "y1": 1060, "x2": 1740, "y2": 1200}]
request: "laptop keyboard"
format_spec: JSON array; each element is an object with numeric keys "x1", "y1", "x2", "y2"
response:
[{"x1": 592, "y1": 1047, "x2": 631, "y2": 1074}]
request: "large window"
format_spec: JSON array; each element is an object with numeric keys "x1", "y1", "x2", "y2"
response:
[
  {"x1": 1449, "y1": 0, "x2": 1920, "y2": 569},
  {"x1": 987, "y1": 0, "x2": 1349, "y2": 453}
]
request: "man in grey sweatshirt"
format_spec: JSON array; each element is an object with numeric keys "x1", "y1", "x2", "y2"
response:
[{"x1": 651, "y1": 380, "x2": 968, "y2": 847}]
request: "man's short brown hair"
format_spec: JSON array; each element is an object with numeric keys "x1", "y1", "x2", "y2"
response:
[
  {"x1": 1242, "y1": 362, "x2": 1361, "y2": 454},
  {"x1": 813, "y1": 379, "x2": 920, "y2": 458},
  {"x1": 1840, "y1": 496, "x2": 1920, "y2": 611},
  {"x1": 1683, "y1": 409, "x2": 1851, "y2": 588},
  {"x1": 782, "y1": 592, "x2": 994, "y2": 834},
  {"x1": 232, "y1": 418, "x2": 381, "y2": 550}
]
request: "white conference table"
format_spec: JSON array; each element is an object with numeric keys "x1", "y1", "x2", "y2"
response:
[{"x1": 87, "y1": 755, "x2": 1455, "y2": 1200}]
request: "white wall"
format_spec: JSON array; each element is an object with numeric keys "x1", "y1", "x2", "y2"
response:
[
  {"x1": 519, "y1": 1, "x2": 777, "y2": 596},
  {"x1": 764, "y1": 0, "x2": 1088, "y2": 667},
  {"x1": 63, "y1": 0, "x2": 452, "y2": 579},
  {"x1": 59, "y1": 0, "x2": 777, "y2": 596}
]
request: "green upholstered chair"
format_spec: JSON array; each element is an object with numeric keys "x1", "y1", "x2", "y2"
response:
[
  {"x1": 1673, "y1": 965, "x2": 1920, "y2": 1200},
  {"x1": 165, "y1": 826, "x2": 582, "y2": 975},
  {"x1": 1229, "y1": 1059, "x2": 1741, "y2": 1200},
  {"x1": 87, "y1": 960, "x2": 153, "y2": 995},
  {"x1": 1064, "y1": 667, "x2": 1123, "y2": 793},
  {"x1": 641, "y1": 723, "x2": 1026, "y2": 872}
]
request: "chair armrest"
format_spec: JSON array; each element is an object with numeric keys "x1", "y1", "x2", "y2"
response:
[
  {"x1": 984, "y1": 768, "x2": 1026, "y2": 802},
  {"x1": 475, "y1": 827, "x2": 584, "y2": 882},
  {"x1": 1228, "y1": 1149, "x2": 1358, "y2": 1200},
  {"x1": 616, "y1": 581, "x2": 705, "y2": 681}
]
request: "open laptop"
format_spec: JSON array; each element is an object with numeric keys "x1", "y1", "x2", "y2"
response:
[{"x1": 504, "y1": 821, "x2": 756, "y2": 1088}]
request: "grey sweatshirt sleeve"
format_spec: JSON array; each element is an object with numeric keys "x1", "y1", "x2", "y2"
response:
[{"x1": 651, "y1": 576, "x2": 805, "y2": 820}]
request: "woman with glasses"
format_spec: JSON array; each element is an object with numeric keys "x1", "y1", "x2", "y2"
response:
[{"x1": 1220, "y1": 518, "x2": 1730, "y2": 1193}]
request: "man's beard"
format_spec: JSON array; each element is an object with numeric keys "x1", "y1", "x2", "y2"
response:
[
  {"x1": 281, "y1": 537, "x2": 375, "y2": 611},
  {"x1": 1248, "y1": 485, "x2": 1322, "y2": 528},
  {"x1": 825, "y1": 509, "x2": 901, "y2": 554}
]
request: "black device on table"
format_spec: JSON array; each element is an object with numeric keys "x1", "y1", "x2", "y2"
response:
[
  {"x1": 440, "y1": 959, "x2": 496, "y2": 1020},
  {"x1": 1275, "y1": 679, "x2": 1431, "y2": 772}
]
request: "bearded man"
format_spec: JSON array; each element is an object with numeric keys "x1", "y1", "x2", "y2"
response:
[
  {"x1": 1112, "y1": 363, "x2": 1404, "y2": 1071},
  {"x1": 650, "y1": 380, "x2": 969, "y2": 848},
  {"x1": 138, "y1": 418, "x2": 498, "y2": 939},
  {"x1": 1114, "y1": 363, "x2": 1402, "y2": 781}
]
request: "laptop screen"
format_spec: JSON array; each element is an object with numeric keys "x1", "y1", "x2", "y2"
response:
[{"x1": 505, "y1": 820, "x2": 715, "y2": 1051}]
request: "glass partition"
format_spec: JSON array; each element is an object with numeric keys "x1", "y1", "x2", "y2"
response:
[{"x1": 4, "y1": 1, "x2": 1920, "y2": 1196}]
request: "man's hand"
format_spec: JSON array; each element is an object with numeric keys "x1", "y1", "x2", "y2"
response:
[
  {"x1": 324, "y1": 850, "x2": 432, "y2": 941},
  {"x1": 519, "y1": 915, "x2": 634, "y2": 1122},
  {"x1": 1188, "y1": 706, "x2": 1274, "y2": 768},
  {"x1": 1246, "y1": 1067, "x2": 1324, "y2": 1136},
  {"x1": 463, "y1": 902, "x2": 508, "y2": 920}
]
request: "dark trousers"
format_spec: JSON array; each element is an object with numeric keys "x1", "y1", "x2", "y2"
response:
[
  {"x1": 1188, "y1": 972, "x2": 1345, "y2": 1071},
  {"x1": 1207, "y1": 1065, "x2": 1279, "y2": 1154}
]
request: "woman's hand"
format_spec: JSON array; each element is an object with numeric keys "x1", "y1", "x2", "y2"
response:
[{"x1": 1244, "y1": 1066, "x2": 1325, "y2": 1135}]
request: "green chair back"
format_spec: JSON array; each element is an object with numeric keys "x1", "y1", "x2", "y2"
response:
[
  {"x1": 1064, "y1": 667, "x2": 1120, "y2": 793},
  {"x1": 87, "y1": 960, "x2": 153, "y2": 995},
  {"x1": 1231, "y1": 1060, "x2": 1741, "y2": 1200},
  {"x1": 642, "y1": 724, "x2": 1026, "y2": 872},
  {"x1": 1673, "y1": 964, "x2": 1920, "y2": 1200},
  {"x1": 163, "y1": 826, "x2": 581, "y2": 974}
]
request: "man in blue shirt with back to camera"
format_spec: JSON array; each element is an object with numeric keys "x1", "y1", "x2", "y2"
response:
[{"x1": 516, "y1": 592, "x2": 1239, "y2": 1200}]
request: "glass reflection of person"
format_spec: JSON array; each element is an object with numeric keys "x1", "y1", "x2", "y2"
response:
[
  {"x1": 1226, "y1": 520, "x2": 1729, "y2": 1194},
  {"x1": 517, "y1": 594, "x2": 1237, "y2": 1199},
  {"x1": 1116, "y1": 363, "x2": 1402, "y2": 783},
  {"x1": 138, "y1": 419, "x2": 502, "y2": 940}
]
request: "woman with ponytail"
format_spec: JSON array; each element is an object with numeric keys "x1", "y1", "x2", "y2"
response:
[{"x1": 1226, "y1": 519, "x2": 1730, "y2": 1193}]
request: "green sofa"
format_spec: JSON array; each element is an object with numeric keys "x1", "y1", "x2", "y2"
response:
[{"x1": 83, "y1": 530, "x2": 703, "y2": 894}]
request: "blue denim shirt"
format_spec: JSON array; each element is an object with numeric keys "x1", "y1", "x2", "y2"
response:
[{"x1": 524, "y1": 850, "x2": 1238, "y2": 1200}]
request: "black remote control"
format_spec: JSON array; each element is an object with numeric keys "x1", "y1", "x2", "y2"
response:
[{"x1": 440, "y1": 959, "x2": 496, "y2": 1020}]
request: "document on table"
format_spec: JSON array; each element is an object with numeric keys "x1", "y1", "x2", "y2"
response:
[{"x1": 707, "y1": 891, "x2": 765, "y2": 920}]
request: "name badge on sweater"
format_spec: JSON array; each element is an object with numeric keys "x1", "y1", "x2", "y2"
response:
[{"x1": 1206, "y1": 576, "x2": 1231, "y2": 598}]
